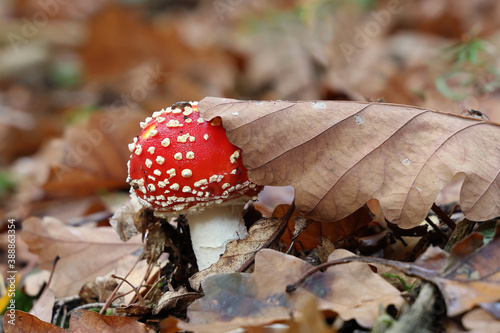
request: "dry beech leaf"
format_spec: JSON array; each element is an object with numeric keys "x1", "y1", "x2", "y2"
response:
[
  {"x1": 180, "y1": 249, "x2": 403, "y2": 332},
  {"x1": 153, "y1": 287, "x2": 202, "y2": 315},
  {"x1": 20, "y1": 217, "x2": 143, "y2": 297},
  {"x1": 199, "y1": 97, "x2": 500, "y2": 228},
  {"x1": 43, "y1": 110, "x2": 145, "y2": 199},
  {"x1": 189, "y1": 217, "x2": 286, "y2": 290}
]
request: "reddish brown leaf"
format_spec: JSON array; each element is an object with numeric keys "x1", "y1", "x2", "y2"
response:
[
  {"x1": 275, "y1": 204, "x2": 372, "y2": 251},
  {"x1": 69, "y1": 310, "x2": 149, "y2": 333},
  {"x1": 199, "y1": 97, "x2": 500, "y2": 228},
  {"x1": 3, "y1": 310, "x2": 65, "y2": 333},
  {"x1": 425, "y1": 228, "x2": 500, "y2": 316}
]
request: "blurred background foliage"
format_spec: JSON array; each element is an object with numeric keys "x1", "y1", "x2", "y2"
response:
[{"x1": 1, "y1": 0, "x2": 500, "y2": 221}]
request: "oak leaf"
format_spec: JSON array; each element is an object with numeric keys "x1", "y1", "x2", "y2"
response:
[
  {"x1": 199, "y1": 97, "x2": 500, "y2": 228},
  {"x1": 20, "y1": 217, "x2": 143, "y2": 297},
  {"x1": 180, "y1": 248, "x2": 403, "y2": 332}
]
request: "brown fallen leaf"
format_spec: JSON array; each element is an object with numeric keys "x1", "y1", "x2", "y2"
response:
[
  {"x1": 180, "y1": 248, "x2": 403, "y2": 332},
  {"x1": 189, "y1": 216, "x2": 287, "y2": 290},
  {"x1": 462, "y1": 308, "x2": 500, "y2": 333},
  {"x1": 287, "y1": 296, "x2": 337, "y2": 333},
  {"x1": 289, "y1": 226, "x2": 500, "y2": 317},
  {"x1": 159, "y1": 316, "x2": 182, "y2": 333},
  {"x1": 411, "y1": 227, "x2": 500, "y2": 316},
  {"x1": 69, "y1": 309, "x2": 151, "y2": 332},
  {"x1": 3, "y1": 310, "x2": 65, "y2": 333},
  {"x1": 4, "y1": 309, "x2": 151, "y2": 333},
  {"x1": 199, "y1": 97, "x2": 500, "y2": 228},
  {"x1": 43, "y1": 110, "x2": 145, "y2": 200},
  {"x1": 20, "y1": 216, "x2": 143, "y2": 297}
]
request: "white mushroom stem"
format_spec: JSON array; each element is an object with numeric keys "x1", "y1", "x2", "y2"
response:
[{"x1": 187, "y1": 204, "x2": 247, "y2": 270}]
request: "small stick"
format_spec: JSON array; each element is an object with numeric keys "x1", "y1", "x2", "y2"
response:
[
  {"x1": 111, "y1": 274, "x2": 146, "y2": 306},
  {"x1": 286, "y1": 255, "x2": 437, "y2": 293},
  {"x1": 425, "y1": 217, "x2": 448, "y2": 240},
  {"x1": 432, "y1": 203, "x2": 456, "y2": 230},
  {"x1": 100, "y1": 254, "x2": 143, "y2": 314}
]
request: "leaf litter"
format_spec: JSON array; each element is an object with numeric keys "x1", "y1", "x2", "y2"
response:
[{"x1": 3, "y1": 1, "x2": 500, "y2": 332}]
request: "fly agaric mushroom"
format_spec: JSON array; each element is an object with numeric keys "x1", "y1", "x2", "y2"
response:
[{"x1": 127, "y1": 101, "x2": 262, "y2": 270}]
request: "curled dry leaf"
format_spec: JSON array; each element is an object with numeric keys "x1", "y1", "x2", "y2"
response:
[
  {"x1": 181, "y1": 249, "x2": 403, "y2": 332},
  {"x1": 199, "y1": 97, "x2": 500, "y2": 228},
  {"x1": 109, "y1": 196, "x2": 142, "y2": 242},
  {"x1": 189, "y1": 217, "x2": 286, "y2": 290},
  {"x1": 153, "y1": 287, "x2": 202, "y2": 315}
]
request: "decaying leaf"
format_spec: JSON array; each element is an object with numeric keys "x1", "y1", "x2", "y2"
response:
[
  {"x1": 411, "y1": 227, "x2": 500, "y2": 316},
  {"x1": 109, "y1": 196, "x2": 142, "y2": 242},
  {"x1": 20, "y1": 216, "x2": 143, "y2": 297},
  {"x1": 189, "y1": 217, "x2": 287, "y2": 290},
  {"x1": 153, "y1": 287, "x2": 202, "y2": 315},
  {"x1": 300, "y1": 225, "x2": 500, "y2": 318},
  {"x1": 180, "y1": 248, "x2": 403, "y2": 332},
  {"x1": 199, "y1": 97, "x2": 500, "y2": 228}
]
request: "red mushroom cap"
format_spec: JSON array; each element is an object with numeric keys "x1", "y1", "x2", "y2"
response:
[{"x1": 127, "y1": 101, "x2": 262, "y2": 214}]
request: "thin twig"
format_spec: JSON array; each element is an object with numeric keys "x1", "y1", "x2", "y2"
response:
[
  {"x1": 100, "y1": 253, "x2": 143, "y2": 314},
  {"x1": 286, "y1": 218, "x2": 314, "y2": 254},
  {"x1": 286, "y1": 255, "x2": 438, "y2": 293},
  {"x1": 425, "y1": 217, "x2": 448, "y2": 239},
  {"x1": 432, "y1": 203, "x2": 456, "y2": 230},
  {"x1": 112, "y1": 274, "x2": 146, "y2": 306}
]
